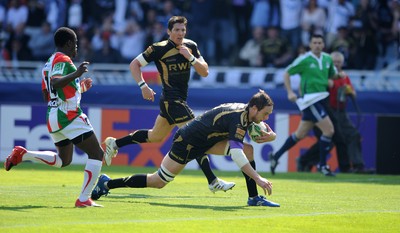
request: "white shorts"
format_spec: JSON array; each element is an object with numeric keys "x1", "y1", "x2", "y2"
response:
[{"x1": 50, "y1": 113, "x2": 93, "y2": 143}]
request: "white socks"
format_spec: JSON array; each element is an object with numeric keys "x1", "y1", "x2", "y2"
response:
[
  {"x1": 78, "y1": 159, "x2": 102, "y2": 202},
  {"x1": 21, "y1": 150, "x2": 102, "y2": 202},
  {"x1": 22, "y1": 150, "x2": 62, "y2": 168}
]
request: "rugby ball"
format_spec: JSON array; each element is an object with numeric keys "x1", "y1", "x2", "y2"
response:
[{"x1": 248, "y1": 122, "x2": 268, "y2": 142}]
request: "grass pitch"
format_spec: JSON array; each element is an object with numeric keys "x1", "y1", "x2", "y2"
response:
[{"x1": 0, "y1": 163, "x2": 399, "y2": 233}]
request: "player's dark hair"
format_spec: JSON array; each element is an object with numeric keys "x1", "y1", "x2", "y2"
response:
[
  {"x1": 311, "y1": 34, "x2": 324, "y2": 42},
  {"x1": 249, "y1": 89, "x2": 274, "y2": 111},
  {"x1": 168, "y1": 16, "x2": 187, "y2": 31},
  {"x1": 54, "y1": 27, "x2": 76, "y2": 48}
]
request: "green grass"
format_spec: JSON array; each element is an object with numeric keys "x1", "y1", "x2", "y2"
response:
[{"x1": 1, "y1": 163, "x2": 399, "y2": 233}]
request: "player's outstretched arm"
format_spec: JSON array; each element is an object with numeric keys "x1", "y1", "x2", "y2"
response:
[
  {"x1": 240, "y1": 163, "x2": 272, "y2": 196},
  {"x1": 230, "y1": 147, "x2": 272, "y2": 195}
]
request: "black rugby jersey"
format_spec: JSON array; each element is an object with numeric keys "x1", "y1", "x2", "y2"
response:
[
  {"x1": 142, "y1": 38, "x2": 201, "y2": 100},
  {"x1": 178, "y1": 103, "x2": 251, "y2": 148}
]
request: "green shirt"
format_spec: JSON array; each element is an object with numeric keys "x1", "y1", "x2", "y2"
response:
[{"x1": 286, "y1": 51, "x2": 336, "y2": 96}]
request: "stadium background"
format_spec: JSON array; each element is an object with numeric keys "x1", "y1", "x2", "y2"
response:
[{"x1": 0, "y1": 0, "x2": 400, "y2": 174}]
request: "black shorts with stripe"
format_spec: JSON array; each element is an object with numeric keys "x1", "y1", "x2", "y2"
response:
[
  {"x1": 167, "y1": 131, "x2": 210, "y2": 165},
  {"x1": 159, "y1": 95, "x2": 195, "y2": 125}
]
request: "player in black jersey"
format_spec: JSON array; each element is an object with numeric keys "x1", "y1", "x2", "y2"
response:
[
  {"x1": 102, "y1": 16, "x2": 234, "y2": 192},
  {"x1": 92, "y1": 90, "x2": 280, "y2": 207}
]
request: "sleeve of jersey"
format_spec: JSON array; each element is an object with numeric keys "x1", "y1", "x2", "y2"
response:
[
  {"x1": 138, "y1": 45, "x2": 157, "y2": 66},
  {"x1": 191, "y1": 43, "x2": 201, "y2": 58},
  {"x1": 135, "y1": 53, "x2": 149, "y2": 67},
  {"x1": 286, "y1": 56, "x2": 303, "y2": 75}
]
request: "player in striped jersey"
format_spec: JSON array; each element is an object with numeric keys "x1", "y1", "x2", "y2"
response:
[{"x1": 4, "y1": 27, "x2": 105, "y2": 207}]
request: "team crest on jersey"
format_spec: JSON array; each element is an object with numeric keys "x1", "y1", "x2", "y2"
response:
[{"x1": 52, "y1": 63, "x2": 65, "y2": 75}]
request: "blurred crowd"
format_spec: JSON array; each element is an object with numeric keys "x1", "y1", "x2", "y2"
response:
[{"x1": 0, "y1": 0, "x2": 399, "y2": 70}]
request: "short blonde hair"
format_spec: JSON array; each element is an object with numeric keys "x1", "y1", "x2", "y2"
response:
[{"x1": 331, "y1": 51, "x2": 344, "y2": 62}]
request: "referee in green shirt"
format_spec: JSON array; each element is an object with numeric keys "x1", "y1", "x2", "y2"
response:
[{"x1": 270, "y1": 34, "x2": 339, "y2": 176}]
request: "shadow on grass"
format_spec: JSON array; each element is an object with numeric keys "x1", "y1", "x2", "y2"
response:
[
  {"x1": 99, "y1": 194, "x2": 246, "y2": 211},
  {"x1": 0, "y1": 205, "x2": 46, "y2": 211},
  {"x1": 147, "y1": 202, "x2": 245, "y2": 211},
  {"x1": 110, "y1": 193, "x2": 227, "y2": 200}
]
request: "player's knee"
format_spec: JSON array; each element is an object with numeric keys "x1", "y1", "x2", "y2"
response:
[
  {"x1": 150, "y1": 137, "x2": 163, "y2": 143},
  {"x1": 145, "y1": 173, "x2": 167, "y2": 188},
  {"x1": 88, "y1": 150, "x2": 104, "y2": 161},
  {"x1": 60, "y1": 157, "x2": 72, "y2": 167},
  {"x1": 148, "y1": 132, "x2": 165, "y2": 143}
]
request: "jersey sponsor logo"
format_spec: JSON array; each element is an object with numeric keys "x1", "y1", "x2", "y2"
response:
[
  {"x1": 169, "y1": 62, "x2": 189, "y2": 71},
  {"x1": 52, "y1": 63, "x2": 65, "y2": 75},
  {"x1": 48, "y1": 100, "x2": 58, "y2": 107},
  {"x1": 174, "y1": 115, "x2": 190, "y2": 122},
  {"x1": 310, "y1": 63, "x2": 317, "y2": 69}
]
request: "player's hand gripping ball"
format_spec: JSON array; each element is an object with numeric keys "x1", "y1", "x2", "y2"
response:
[{"x1": 248, "y1": 122, "x2": 269, "y2": 142}]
